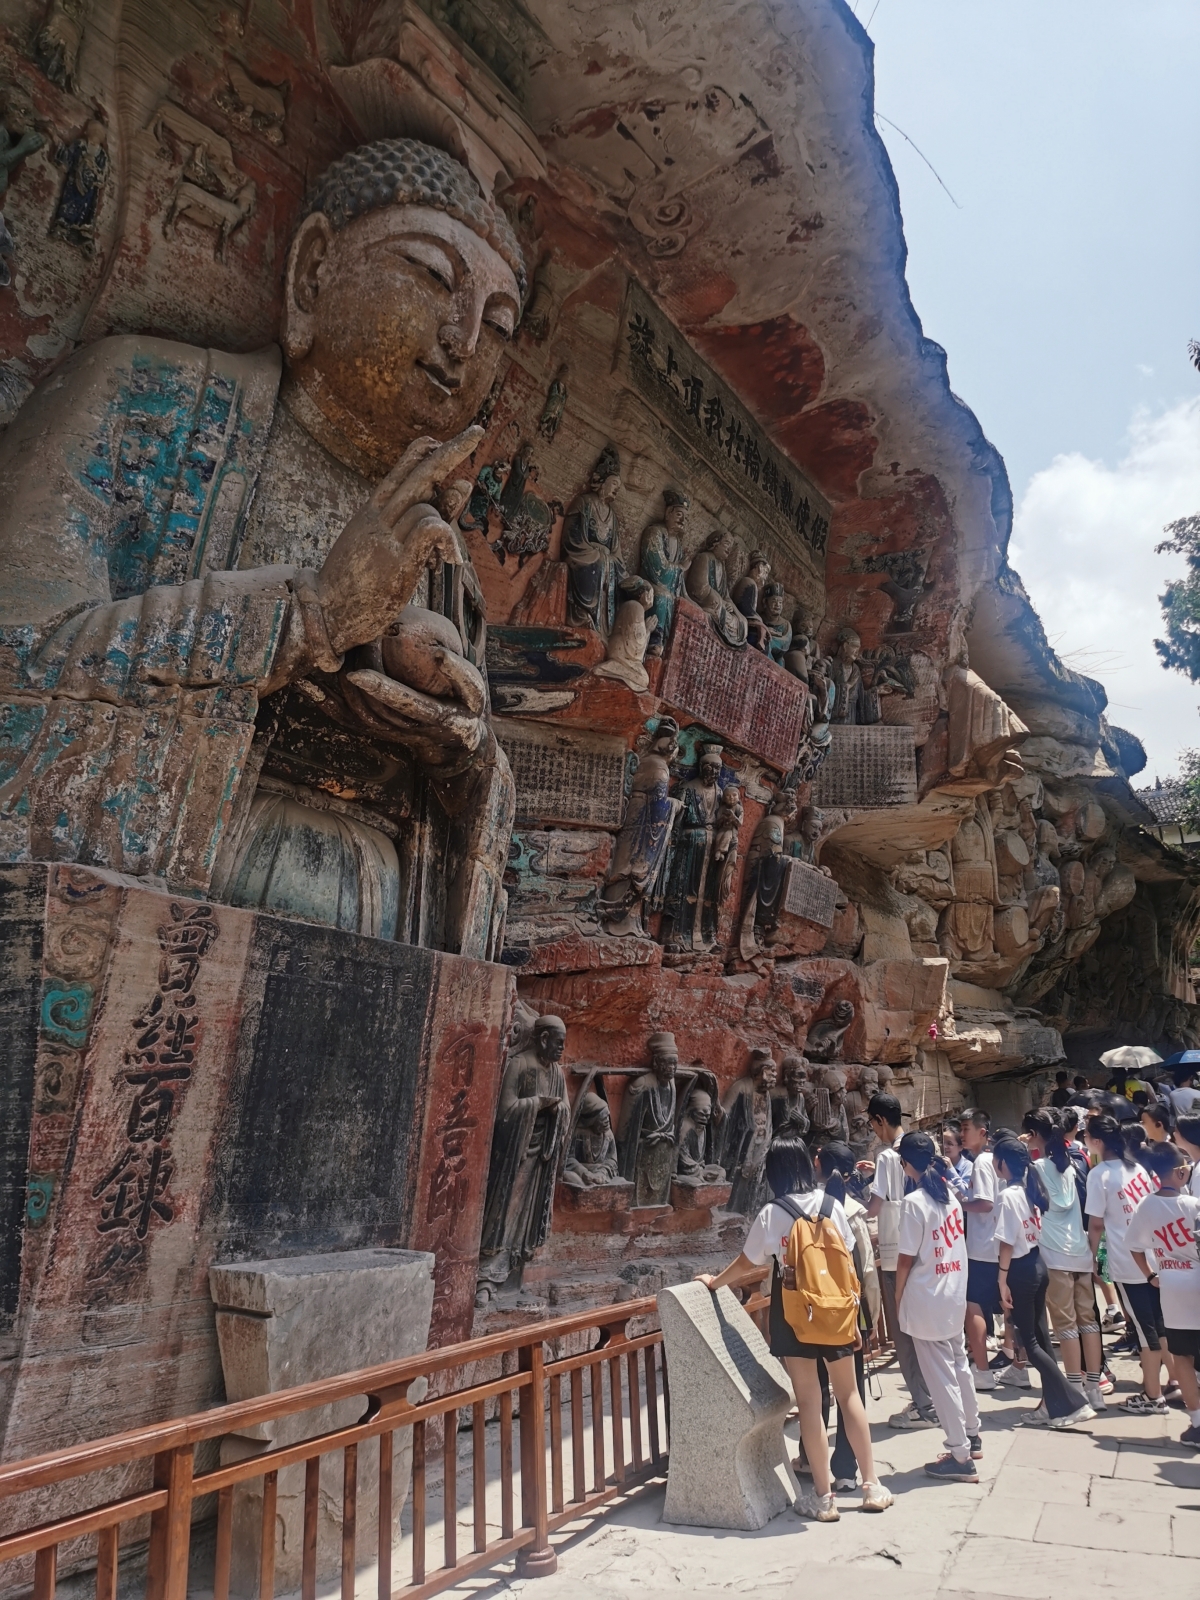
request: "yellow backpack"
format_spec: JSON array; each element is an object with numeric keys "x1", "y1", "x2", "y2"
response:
[{"x1": 777, "y1": 1193, "x2": 861, "y2": 1345}]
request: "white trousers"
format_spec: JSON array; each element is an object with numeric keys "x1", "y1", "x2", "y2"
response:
[{"x1": 913, "y1": 1329, "x2": 981, "y2": 1458}]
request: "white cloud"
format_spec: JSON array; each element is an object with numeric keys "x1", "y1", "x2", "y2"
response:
[{"x1": 1009, "y1": 398, "x2": 1200, "y2": 784}]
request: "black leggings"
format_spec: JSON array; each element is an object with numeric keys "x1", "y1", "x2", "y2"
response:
[
  {"x1": 1006, "y1": 1249, "x2": 1082, "y2": 1419},
  {"x1": 819, "y1": 1348, "x2": 867, "y2": 1481}
]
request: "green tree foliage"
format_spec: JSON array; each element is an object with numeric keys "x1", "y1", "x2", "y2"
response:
[{"x1": 1156, "y1": 514, "x2": 1200, "y2": 681}]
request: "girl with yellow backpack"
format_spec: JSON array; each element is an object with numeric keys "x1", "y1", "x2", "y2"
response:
[{"x1": 696, "y1": 1132, "x2": 893, "y2": 1520}]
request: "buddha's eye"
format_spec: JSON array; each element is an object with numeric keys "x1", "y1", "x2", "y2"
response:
[
  {"x1": 398, "y1": 239, "x2": 457, "y2": 291},
  {"x1": 484, "y1": 301, "x2": 515, "y2": 340}
]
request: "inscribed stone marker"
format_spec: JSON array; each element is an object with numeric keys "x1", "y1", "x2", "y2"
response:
[
  {"x1": 782, "y1": 859, "x2": 840, "y2": 928},
  {"x1": 494, "y1": 718, "x2": 627, "y2": 827},
  {"x1": 812, "y1": 724, "x2": 917, "y2": 808}
]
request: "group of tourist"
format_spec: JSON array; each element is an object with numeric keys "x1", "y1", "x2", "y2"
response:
[{"x1": 696, "y1": 1062, "x2": 1200, "y2": 1522}]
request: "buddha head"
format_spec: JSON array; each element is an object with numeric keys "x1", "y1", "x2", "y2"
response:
[
  {"x1": 762, "y1": 581, "x2": 786, "y2": 622},
  {"x1": 282, "y1": 138, "x2": 526, "y2": 472},
  {"x1": 663, "y1": 489, "x2": 690, "y2": 536}
]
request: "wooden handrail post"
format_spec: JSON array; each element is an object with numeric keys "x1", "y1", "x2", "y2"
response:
[
  {"x1": 514, "y1": 1341, "x2": 555, "y2": 1577},
  {"x1": 146, "y1": 1444, "x2": 193, "y2": 1600}
]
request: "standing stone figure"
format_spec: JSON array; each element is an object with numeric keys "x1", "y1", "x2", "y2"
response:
[
  {"x1": 844, "y1": 1065, "x2": 881, "y2": 1158},
  {"x1": 479, "y1": 1014, "x2": 572, "y2": 1287},
  {"x1": 720, "y1": 1050, "x2": 778, "y2": 1215},
  {"x1": 737, "y1": 790, "x2": 795, "y2": 960},
  {"x1": 537, "y1": 362, "x2": 568, "y2": 442},
  {"x1": 640, "y1": 489, "x2": 689, "y2": 656},
  {"x1": 785, "y1": 803, "x2": 826, "y2": 866},
  {"x1": 562, "y1": 1092, "x2": 623, "y2": 1189},
  {"x1": 713, "y1": 784, "x2": 744, "y2": 906},
  {"x1": 661, "y1": 746, "x2": 726, "y2": 952},
  {"x1": 617, "y1": 1032, "x2": 679, "y2": 1205},
  {"x1": 731, "y1": 551, "x2": 772, "y2": 652},
  {"x1": 599, "y1": 718, "x2": 682, "y2": 937},
  {"x1": 563, "y1": 445, "x2": 624, "y2": 637},
  {"x1": 758, "y1": 582, "x2": 792, "y2": 665},
  {"x1": 50, "y1": 117, "x2": 108, "y2": 256},
  {"x1": 685, "y1": 531, "x2": 748, "y2": 646},
  {"x1": 805, "y1": 1066, "x2": 849, "y2": 1145},
  {"x1": 770, "y1": 1053, "x2": 810, "y2": 1137},
  {"x1": 675, "y1": 1089, "x2": 726, "y2": 1187}
]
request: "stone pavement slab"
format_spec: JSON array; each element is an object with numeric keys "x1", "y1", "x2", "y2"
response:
[{"x1": 1032, "y1": 1500, "x2": 1173, "y2": 1554}]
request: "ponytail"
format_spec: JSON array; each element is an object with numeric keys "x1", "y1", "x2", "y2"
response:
[
  {"x1": 815, "y1": 1140, "x2": 855, "y2": 1206},
  {"x1": 898, "y1": 1130, "x2": 951, "y2": 1205},
  {"x1": 1088, "y1": 1113, "x2": 1132, "y2": 1167},
  {"x1": 993, "y1": 1137, "x2": 1048, "y2": 1212},
  {"x1": 1024, "y1": 1106, "x2": 1070, "y2": 1173}
]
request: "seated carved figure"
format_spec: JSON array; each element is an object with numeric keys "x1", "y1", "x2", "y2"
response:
[{"x1": 0, "y1": 138, "x2": 524, "y2": 958}]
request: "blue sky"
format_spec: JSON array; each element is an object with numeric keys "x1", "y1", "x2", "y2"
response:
[{"x1": 866, "y1": 0, "x2": 1200, "y2": 781}]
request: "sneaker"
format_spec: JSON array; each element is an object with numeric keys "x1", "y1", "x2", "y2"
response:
[
  {"x1": 1165, "y1": 1382, "x2": 1185, "y2": 1409},
  {"x1": 1180, "y1": 1425, "x2": 1200, "y2": 1448},
  {"x1": 794, "y1": 1487, "x2": 840, "y2": 1522},
  {"x1": 924, "y1": 1452, "x2": 979, "y2": 1483},
  {"x1": 1085, "y1": 1383, "x2": 1108, "y2": 1413},
  {"x1": 996, "y1": 1363, "x2": 1032, "y2": 1388},
  {"x1": 1122, "y1": 1392, "x2": 1169, "y2": 1415},
  {"x1": 888, "y1": 1404, "x2": 938, "y2": 1429},
  {"x1": 988, "y1": 1349, "x2": 1016, "y2": 1370},
  {"x1": 967, "y1": 1433, "x2": 984, "y2": 1460},
  {"x1": 833, "y1": 1476, "x2": 858, "y2": 1491},
  {"x1": 860, "y1": 1480, "x2": 894, "y2": 1511},
  {"x1": 1048, "y1": 1401, "x2": 1095, "y2": 1430},
  {"x1": 1098, "y1": 1369, "x2": 1115, "y2": 1395},
  {"x1": 1020, "y1": 1404, "x2": 1051, "y2": 1427},
  {"x1": 972, "y1": 1366, "x2": 998, "y2": 1391},
  {"x1": 1102, "y1": 1306, "x2": 1126, "y2": 1328}
]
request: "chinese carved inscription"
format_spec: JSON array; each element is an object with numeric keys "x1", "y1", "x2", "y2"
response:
[{"x1": 494, "y1": 719, "x2": 627, "y2": 827}]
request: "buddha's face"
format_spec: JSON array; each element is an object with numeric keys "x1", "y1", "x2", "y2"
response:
[
  {"x1": 284, "y1": 203, "x2": 520, "y2": 463},
  {"x1": 665, "y1": 502, "x2": 688, "y2": 536},
  {"x1": 800, "y1": 808, "x2": 823, "y2": 844},
  {"x1": 764, "y1": 591, "x2": 785, "y2": 621}
]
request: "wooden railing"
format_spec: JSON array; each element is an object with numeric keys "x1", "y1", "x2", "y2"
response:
[{"x1": 0, "y1": 1273, "x2": 769, "y2": 1600}]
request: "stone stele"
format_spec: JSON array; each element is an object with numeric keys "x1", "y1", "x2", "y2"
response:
[
  {"x1": 210, "y1": 1248, "x2": 435, "y2": 1596},
  {"x1": 657, "y1": 1282, "x2": 797, "y2": 1530}
]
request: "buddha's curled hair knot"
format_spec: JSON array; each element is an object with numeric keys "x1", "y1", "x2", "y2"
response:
[{"x1": 299, "y1": 137, "x2": 527, "y2": 302}]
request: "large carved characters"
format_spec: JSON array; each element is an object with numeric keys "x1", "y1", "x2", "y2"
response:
[{"x1": 0, "y1": 138, "x2": 525, "y2": 959}]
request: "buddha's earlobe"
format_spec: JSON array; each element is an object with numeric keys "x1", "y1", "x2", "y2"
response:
[{"x1": 282, "y1": 213, "x2": 333, "y2": 361}]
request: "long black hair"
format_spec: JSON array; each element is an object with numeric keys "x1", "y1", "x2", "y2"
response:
[
  {"x1": 764, "y1": 1133, "x2": 815, "y2": 1199},
  {"x1": 993, "y1": 1137, "x2": 1049, "y2": 1212},
  {"x1": 1142, "y1": 1099, "x2": 1176, "y2": 1137},
  {"x1": 1023, "y1": 1106, "x2": 1071, "y2": 1173},
  {"x1": 815, "y1": 1140, "x2": 855, "y2": 1205},
  {"x1": 1087, "y1": 1112, "x2": 1132, "y2": 1167},
  {"x1": 898, "y1": 1130, "x2": 952, "y2": 1204}
]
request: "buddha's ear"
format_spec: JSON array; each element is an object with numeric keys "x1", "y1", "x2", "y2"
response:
[{"x1": 282, "y1": 212, "x2": 333, "y2": 361}]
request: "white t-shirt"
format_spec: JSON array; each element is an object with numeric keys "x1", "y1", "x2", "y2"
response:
[
  {"x1": 1170, "y1": 1085, "x2": 1200, "y2": 1117},
  {"x1": 994, "y1": 1185, "x2": 1041, "y2": 1261},
  {"x1": 743, "y1": 1190, "x2": 856, "y2": 1270},
  {"x1": 1187, "y1": 1163, "x2": 1200, "y2": 1199},
  {"x1": 896, "y1": 1187, "x2": 968, "y2": 1340},
  {"x1": 870, "y1": 1137, "x2": 906, "y2": 1271},
  {"x1": 966, "y1": 1150, "x2": 1000, "y2": 1263},
  {"x1": 1125, "y1": 1192, "x2": 1200, "y2": 1331},
  {"x1": 1085, "y1": 1159, "x2": 1157, "y2": 1284}
]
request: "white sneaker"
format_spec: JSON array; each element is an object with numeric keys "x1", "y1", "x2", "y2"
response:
[
  {"x1": 1019, "y1": 1403, "x2": 1050, "y2": 1427},
  {"x1": 794, "y1": 1487, "x2": 839, "y2": 1521},
  {"x1": 996, "y1": 1363, "x2": 1032, "y2": 1388},
  {"x1": 1048, "y1": 1401, "x2": 1095, "y2": 1431},
  {"x1": 833, "y1": 1476, "x2": 858, "y2": 1492},
  {"x1": 972, "y1": 1366, "x2": 997, "y2": 1391},
  {"x1": 861, "y1": 1480, "x2": 894, "y2": 1512},
  {"x1": 1085, "y1": 1383, "x2": 1108, "y2": 1412},
  {"x1": 888, "y1": 1404, "x2": 938, "y2": 1429}
]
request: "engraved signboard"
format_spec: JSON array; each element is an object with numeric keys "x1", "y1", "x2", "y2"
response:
[
  {"x1": 659, "y1": 599, "x2": 808, "y2": 771},
  {"x1": 495, "y1": 718, "x2": 628, "y2": 827},
  {"x1": 782, "y1": 860, "x2": 840, "y2": 928},
  {"x1": 621, "y1": 282, "x2": 831, "y2": 572},
  {"x1": 812, "y1": 725, "x2": 917, "y2": 809}
]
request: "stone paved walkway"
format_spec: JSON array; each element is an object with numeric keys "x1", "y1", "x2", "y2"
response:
[{"x1": 450, "y1": 1352, "x2": 1200, "y2": 1600}]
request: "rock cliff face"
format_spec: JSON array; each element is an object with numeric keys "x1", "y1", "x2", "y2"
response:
[{"x1": 0, "y1": 0, "x2": 1196, "y2": 1379}]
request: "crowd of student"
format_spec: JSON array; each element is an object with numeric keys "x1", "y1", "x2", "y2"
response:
[{"x1": 696, "y1": 1059, "x2": 1200, "y2": 1523}]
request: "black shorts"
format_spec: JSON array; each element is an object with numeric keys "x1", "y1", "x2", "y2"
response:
[
  {"x1": 1165, "y1": 1326, "x2": 1200, "y2": 1361},
  {"x1": 1116, "y1": 1280, "x2": 1166, "y2": 1350},
  {"x1": 768, "y1": 1269, "x2": 857, "y2": 1363},
  {"x1": 967, "y1": 1258, "x2": 1002, "y2": 1318}
]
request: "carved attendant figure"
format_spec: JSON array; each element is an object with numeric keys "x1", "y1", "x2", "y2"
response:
[
  {"x1": 563, "y1": 445, "x2": 624, "y2": 637},
  {"x1": 720, "y1": 1050, "x2": 778, "y2": 1215},
  {"x1": 478, "y1": 1014, "x2": 571, "y2": 1287},
  {"x1": 737, "y1": 789, "x2": 795, "y2": 960},
  {"x1": 731, "y1": 551, "x2": 772, "y2": 652},
  {"x1": 685, "y1": 530, "x2": 748, "y2": 646},
  {"x1": 676, "y1": 1090, "x2": 726, "y2": 1187},
  {"x1": 806, "y1": 999, "x2": 855, "y2": 1063},
  {"x1": 758, "y1": 581, "x2": 792, "y2": 665},
  {"x1": 639, "y1": 489, "x2": 688, "y2": 656},
  {"x1": 661, "y1": 746, "x2": 726, "y2": 953},
  {"x1": 562, "y1": 1092, "x2": 622, "y2": 1189},
  {"x1": 50, "y1": 117, "x2": 108, "y2": 256},
  {"x1": 599, "y1": 718, "x2": 682, "y2": 937},
  {"x1": 771, "y1": 1052, "x2": 810, "y2": 1137},
  {"x1": 594, "y1": 576, "x2": 655, "y2": 692},
  {"x1": 617, "y1": 1032, "x2": 679, "y2": 1206}
]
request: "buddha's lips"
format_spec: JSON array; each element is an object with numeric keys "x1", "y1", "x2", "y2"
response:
[{"x1": 417, "y1": 360, "x2": 461, "y2": 394}]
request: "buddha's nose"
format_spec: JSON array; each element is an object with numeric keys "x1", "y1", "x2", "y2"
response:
[{"x1": 438, "y1": 319, "x2": 476, "y2": 362}]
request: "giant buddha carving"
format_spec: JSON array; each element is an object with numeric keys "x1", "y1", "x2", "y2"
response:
[{"x1": 0, "y1": 138, "x2": 525, "y2": 958}]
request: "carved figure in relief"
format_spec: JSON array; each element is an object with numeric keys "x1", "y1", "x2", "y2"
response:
[
  {"x1": 771, "y1": 1053, "x2": 810, "y2": 1137},
  {"x1": 806, "y1": 998, "x2": 855, "y2": 1063},
  {"x1": 661, "y1": 745, "x2": 726, "y2": 953},
  {"x1": 537, "y1": 362, "x2": 568, "y2": 442},
  {"x1": 844, "y1": 1065, "x2": 881, "y2": 1157},
  {"x1": 214, "y1": 61, "x2": 287, "y2": 146},
  {"x1": 0, "y1": 120, "x2": 45, "y2": 287},
  {"x1": 785, "y1": 804, "x2": 829, "y2": 870},
  {"x1": 599, "y1": 718, "x2": 682, "y2": 937},
  {"x1": 594, "y1": 576, "x2": 655, "y2": 691},
  {"x1": 685, "y1": 530, "x2": 748, "y2": 646},
  {"x1": 563, "y1": 445, "x2": 624, "y2": 637},
  {"x1": 34, "y1": 0, "x2": 90, "y2": 91},
  {"x1": 494, "y1": 438, "x2": 557, "y2": 564},
  {"x1": 675, "y1": 1089, "x2": 726, "y2": 1187},
  {"x1": 720, "y1": 1050, "x2": 777, "y2": 1215},
  {"x1": 561, "y1": 1092, "x2": 622, "y2": 1188},
  {"x1": 478, "y1": 1014, "x2": 571, "y2": 1286},
  {"x1": 0, "y1": 137, "x2": 526, "y2": 959},
  {"x1": 805, "y1": 1065, "x2": 849, "y2": 1145},
  {"x1": 617, "y1": 1032, "x2": 679, "y2": 1206},
  {"x1": 50, "y1": 117, "x2": 108, "y2": 256},
  {"x1": 737, "y1": 789, "x2": 795, "y2": 960},
  {"x1": 713, "y1": 783, "x2": 744, "y2": 905},
  {"x1": 730, "y1": 551, "x2": 772, "y2": 652},
  {"x1": 829, "y1": 626, "x2": 880, "y2": 724},
  {"x1": 759, "y1": 582, "x2": 792, "y2": 665},
  {"x1": 938, "y1": 798, "x2": 1000, "y2": 964},
  {"x1": 639, "y1": 489, "x2": 688, "y2": 656}
]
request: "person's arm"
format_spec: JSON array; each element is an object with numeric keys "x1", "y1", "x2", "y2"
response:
[
  {"x1": 695, "y1": 1250, "x2": 757, "y2": 1292},
  {"x1": 865, "y1": 1193, "x2": 884, "y2": 1219},
  {"x1": 894, "y1": 1252, "x2": 915, "y2": 1309},
  {"x1": 1087, "y1": 1215, "x2": 1104, "y2": 1261},
  {"x1": 997, "y1": 1241, "x2": 1014, "y2": 1310},
  {"x1": 1130, "y1": 1248, "x2": 1157, "y2": 1283},
  {"x1": 963, "y1": 1197, "x2": 994, "y2": 1213}
]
